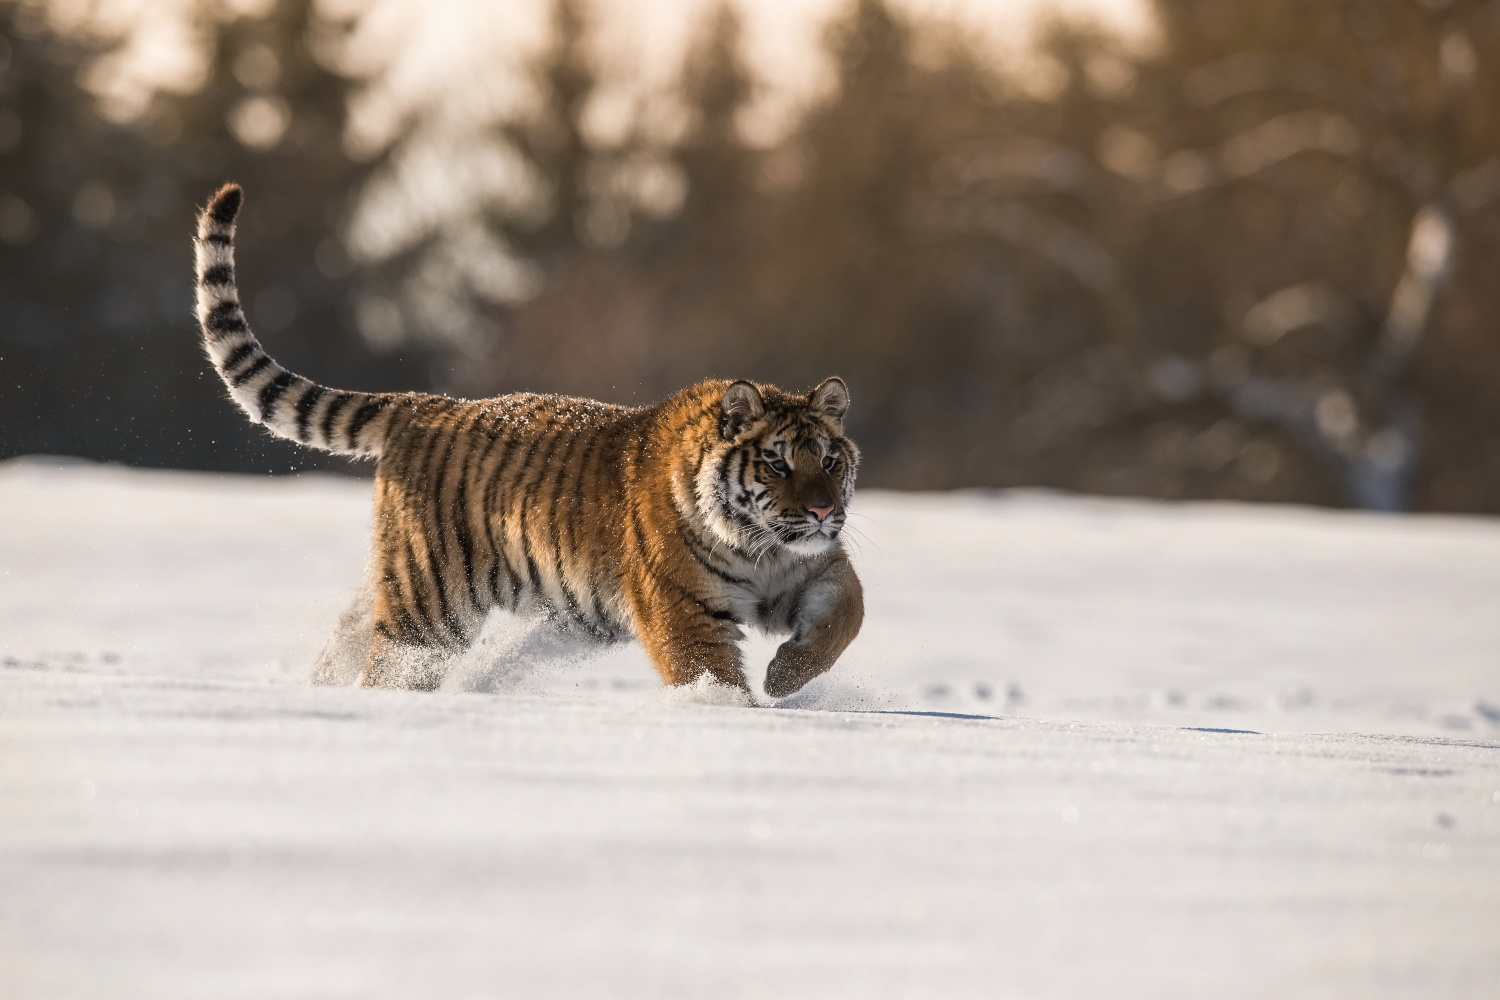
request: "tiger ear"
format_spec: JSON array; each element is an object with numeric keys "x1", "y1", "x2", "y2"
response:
[
  {"x1": 809, "y1": 377, "x2": 850, "y2": 425},
  {"x1": 720, "y1": 381, "x2": 765, "y2": 439}
]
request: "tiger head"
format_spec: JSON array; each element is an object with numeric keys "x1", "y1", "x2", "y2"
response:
[{"x1": 698, "y1": 377, "x2": 861, "y2": 558}]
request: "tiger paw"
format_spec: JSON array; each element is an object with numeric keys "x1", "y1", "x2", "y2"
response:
[{"x1": 763, "y1": 642, "x2": 830, "y2": 698}]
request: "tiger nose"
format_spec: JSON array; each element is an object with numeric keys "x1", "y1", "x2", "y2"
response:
[{"x1": 807, "y1": 504, "x2": 835, "y2": 522}]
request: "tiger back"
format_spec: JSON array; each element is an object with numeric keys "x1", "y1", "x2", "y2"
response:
[{"x1": 194, "y1": 183, "x2": 864, "y2": 697}]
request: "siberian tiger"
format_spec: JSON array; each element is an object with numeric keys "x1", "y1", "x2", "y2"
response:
[{"x1": 193, "y1": 184, "x2": 863, "y2": 698}]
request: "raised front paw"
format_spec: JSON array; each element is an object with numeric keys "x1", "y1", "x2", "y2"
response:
[{"x1": 763, "y1": 640, "x2": 832, "y2": 698}]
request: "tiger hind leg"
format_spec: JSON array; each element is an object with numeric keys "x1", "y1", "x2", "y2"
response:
[
  {"x1": 363, "y1": 626, "x2": 454, "y2": 691},
  {"x1": 310, "y1": 574, "x2": 377, "y2": 686},
  {"x1": 361, "y1": 574, "x2": 488, "y2": 691}
]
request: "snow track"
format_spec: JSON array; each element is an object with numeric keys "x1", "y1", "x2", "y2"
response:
[{"x1": 2, "y1": 459, "x2": 1498, "y2": 998}]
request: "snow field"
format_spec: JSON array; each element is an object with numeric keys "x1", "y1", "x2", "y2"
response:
[{"x1": 2, "y1": 459, "x2": 1499, "y2": 998}]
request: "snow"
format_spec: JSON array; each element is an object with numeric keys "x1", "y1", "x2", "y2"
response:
[{"x1": 2, "y1": 458, "x2": 1498, "y2": 998}]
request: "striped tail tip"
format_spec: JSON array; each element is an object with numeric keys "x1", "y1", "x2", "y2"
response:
[
  {"x1": 190, "y1": 182, "x2": 393, "y2": 459},
  {"x1": 207, "y1": 183, "x2": 243, "y2": 226}
]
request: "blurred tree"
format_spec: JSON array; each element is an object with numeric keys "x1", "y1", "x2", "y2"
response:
[
  {"x1": 895, "y1": 17, "x2": 1144, "y2": 491},
  {"x1": 8, "y1": 0, "x2": 1499, "y2": 511},
  {"x1": 739, "y1": 0, "x2": 987, "y2": 485},
  {"x1": 933, "y1": 0, "x2": 1500, "y2": 509},
  {"x1": 0, "y1": 0, "x2": 424, "y2": 473},
  {"x1": 674, "y1": 1, "x2": 758, "y2": 255},
  {"x1": 1117, "y1": 0, "x2": 1500, "y2": 510},
  {"x1": 622, "y1": 0, "x2": 768, "y2": 387},
  {"x1": 0, "y1": 0, "x2": 171, "y2": 464},
  {"x1": 511, "y1": 0, "x2": 596, "y2": 263},
  {"x1": 461, "y1": 0, "x2": 1006, "y2": 477},
  {"x1": 362, "y1": 0, "x2": 621, "y2": 384},
  {"x1": 746, "y1": 0, "x2": 1115, "y2": 488},
  {"x1": 449, "y1": 0, "x2": 766, "y2": 404}
]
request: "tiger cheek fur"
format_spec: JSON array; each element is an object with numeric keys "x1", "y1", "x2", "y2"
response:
[{"x1": 193, "y1": 184, "x2": 865, "y2": 698}]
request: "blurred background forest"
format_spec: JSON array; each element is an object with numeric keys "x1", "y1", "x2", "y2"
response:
[{"x1": 3, "y1": 0, "x2": 1500, "y2": 512}]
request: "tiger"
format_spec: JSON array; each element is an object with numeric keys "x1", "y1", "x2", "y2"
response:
[{"x1": 193, "y1": 183, "x2": 864, "y2": 699}]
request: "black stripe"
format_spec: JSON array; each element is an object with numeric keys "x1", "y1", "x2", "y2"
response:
[
  {"x1": 629, "y1": 505, "x2": 659, "y2": 575},
  {"x1": 200, "y1": 264, "x2": 235, "y2": 287},
  {"x1": 555, "y1": 566, "x2": 597, "y2": 636},
  {"x1": 634, "y1": 424, "x2": 650, "y2": 471},
  {"x1": 258, "y1": 371, "x2": 298, "y2": 419},
  {"x1": 656, "y1": 573, "x2": 715, "y2": 618},
  {"x1": 484, "y1": 440, "x2": 530, "y2": 606},
  {"x1": 590, "y1": 591, "x2": 614, "y2": 635},
  {"x1": 377, "y1": 565, "x2": 419, "y2": 644},
  {"x1": 512, "y1": 407, "x2": 562, "y2": 594},
  {"x1": 383, "y1": 605, "x2": 416, "y2": 645},
  {"x1": 390, "y1": 600, "x2": 431, "y2": 647},
  {"x1": 517, "y1": 421, "x2": 566, "y2": 599},
  {"x1": 294, "y1": 385, "x2": 326, "y2": 442},
  {"x1": 219, "y1": 342, "x2": 257, "y2": 375},
  {"x1": 229, "y1": 355, "x2": 272, "y2": 388},
  {"x1": 418, "y1": 418, "x2": 460, "y2": 637},
  {"x1": 452, "y1": 466, "x2": 479, "y2": 611},
  {"x1": 520, "y1": 538, "x2": 544, "y2": 595},
  {"x1": 577, "y1": 612, "x2": 613, "y2": 642},
  {"x1": 319, "y1": 392, "x2": 352, "y2": 446},
  {"x1": 547, "y1": 421, "x2": 589, "y2": 628},
  {"x1": 423, "y1": 409, "x2": 462, "y2": 565},
  {"x1": 482, "y1": 397, "x2": 551, "y2": 605},
  {"x1": 426, "y1": 409, "x2": 468, "y2": 554},
  {"x1": 472, "y1": 421, "x2": 513, "y2": 607},
  {"x1": 203, "y1": 233, "x2": 231, "y2": 246},
  {"x1": 679, "y1": 525, "x2": 754, "y2": 586},
  {"x1": 572, "y1": 426, "x2": 611, "y2": 630},
  {"x1": 599, "y1": 570, "x2": 627, "y2": 633},
  {"x1": 517, "y1": 521, "x2": 547, "y2": 600},
  {"x1": 714, "y1": 445, "x2": 737, "y2": 510},
  {"x1": 346, "y1": 397, "x2": 389, "y2": 451},
  {"x1": 205, "y1": 301, "x2": 246, "y2": 334},
  {"x1": 397, "y1": 539, "x2": 440, "y2": 646},
  {"x1": 624, "y1": 441, "x2": 658, "y2": 585},
  {"x1": 209, "y1": 187, "x2": 242, "y2": 224},
  {"x1": 734, "y1": 449, "x2": 754, "y2": 509},
  {"x1": 690, "y1": 446, "x2": 708, "y2": 488},
  {"x1": 447, "y1": 412, "x2": 484, "y2": 612}
]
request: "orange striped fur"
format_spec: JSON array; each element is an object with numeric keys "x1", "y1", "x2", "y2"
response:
[{"x1": 194, "y1": 184, "x2": 863, "y2": 696}]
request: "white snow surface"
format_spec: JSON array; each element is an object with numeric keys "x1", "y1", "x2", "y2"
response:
[{"x1": 2, "y1": 458, "x2": 1498, "y2": 998}]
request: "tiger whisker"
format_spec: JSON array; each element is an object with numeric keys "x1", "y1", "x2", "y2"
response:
[{"x1": 839, "y1": 522, "x2": 880, "y2": 556}]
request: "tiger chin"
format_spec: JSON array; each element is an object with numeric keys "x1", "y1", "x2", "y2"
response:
[{"x1": 193, "y1": 183, "x2": 864, "y2": 700}]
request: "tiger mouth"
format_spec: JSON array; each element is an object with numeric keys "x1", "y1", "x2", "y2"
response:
[
  {"x1": 776, "y1": 520, "x2": 842, "y2": 544},
  {"x1": 719, "y1": 506, "x2": 841, "y2": 553}
]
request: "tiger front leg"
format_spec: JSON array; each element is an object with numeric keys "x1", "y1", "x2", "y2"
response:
[
  {"x1": 764, "y1": 556, "x2": 864, "y2": 699},
  {"x1": 629, "y1": 578, "x2": 750, "y2": 694}
]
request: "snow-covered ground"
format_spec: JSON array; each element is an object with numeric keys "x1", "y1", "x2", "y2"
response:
[{"x1": 2, "y1": 458, "x2": 1498, "y2": 998}]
